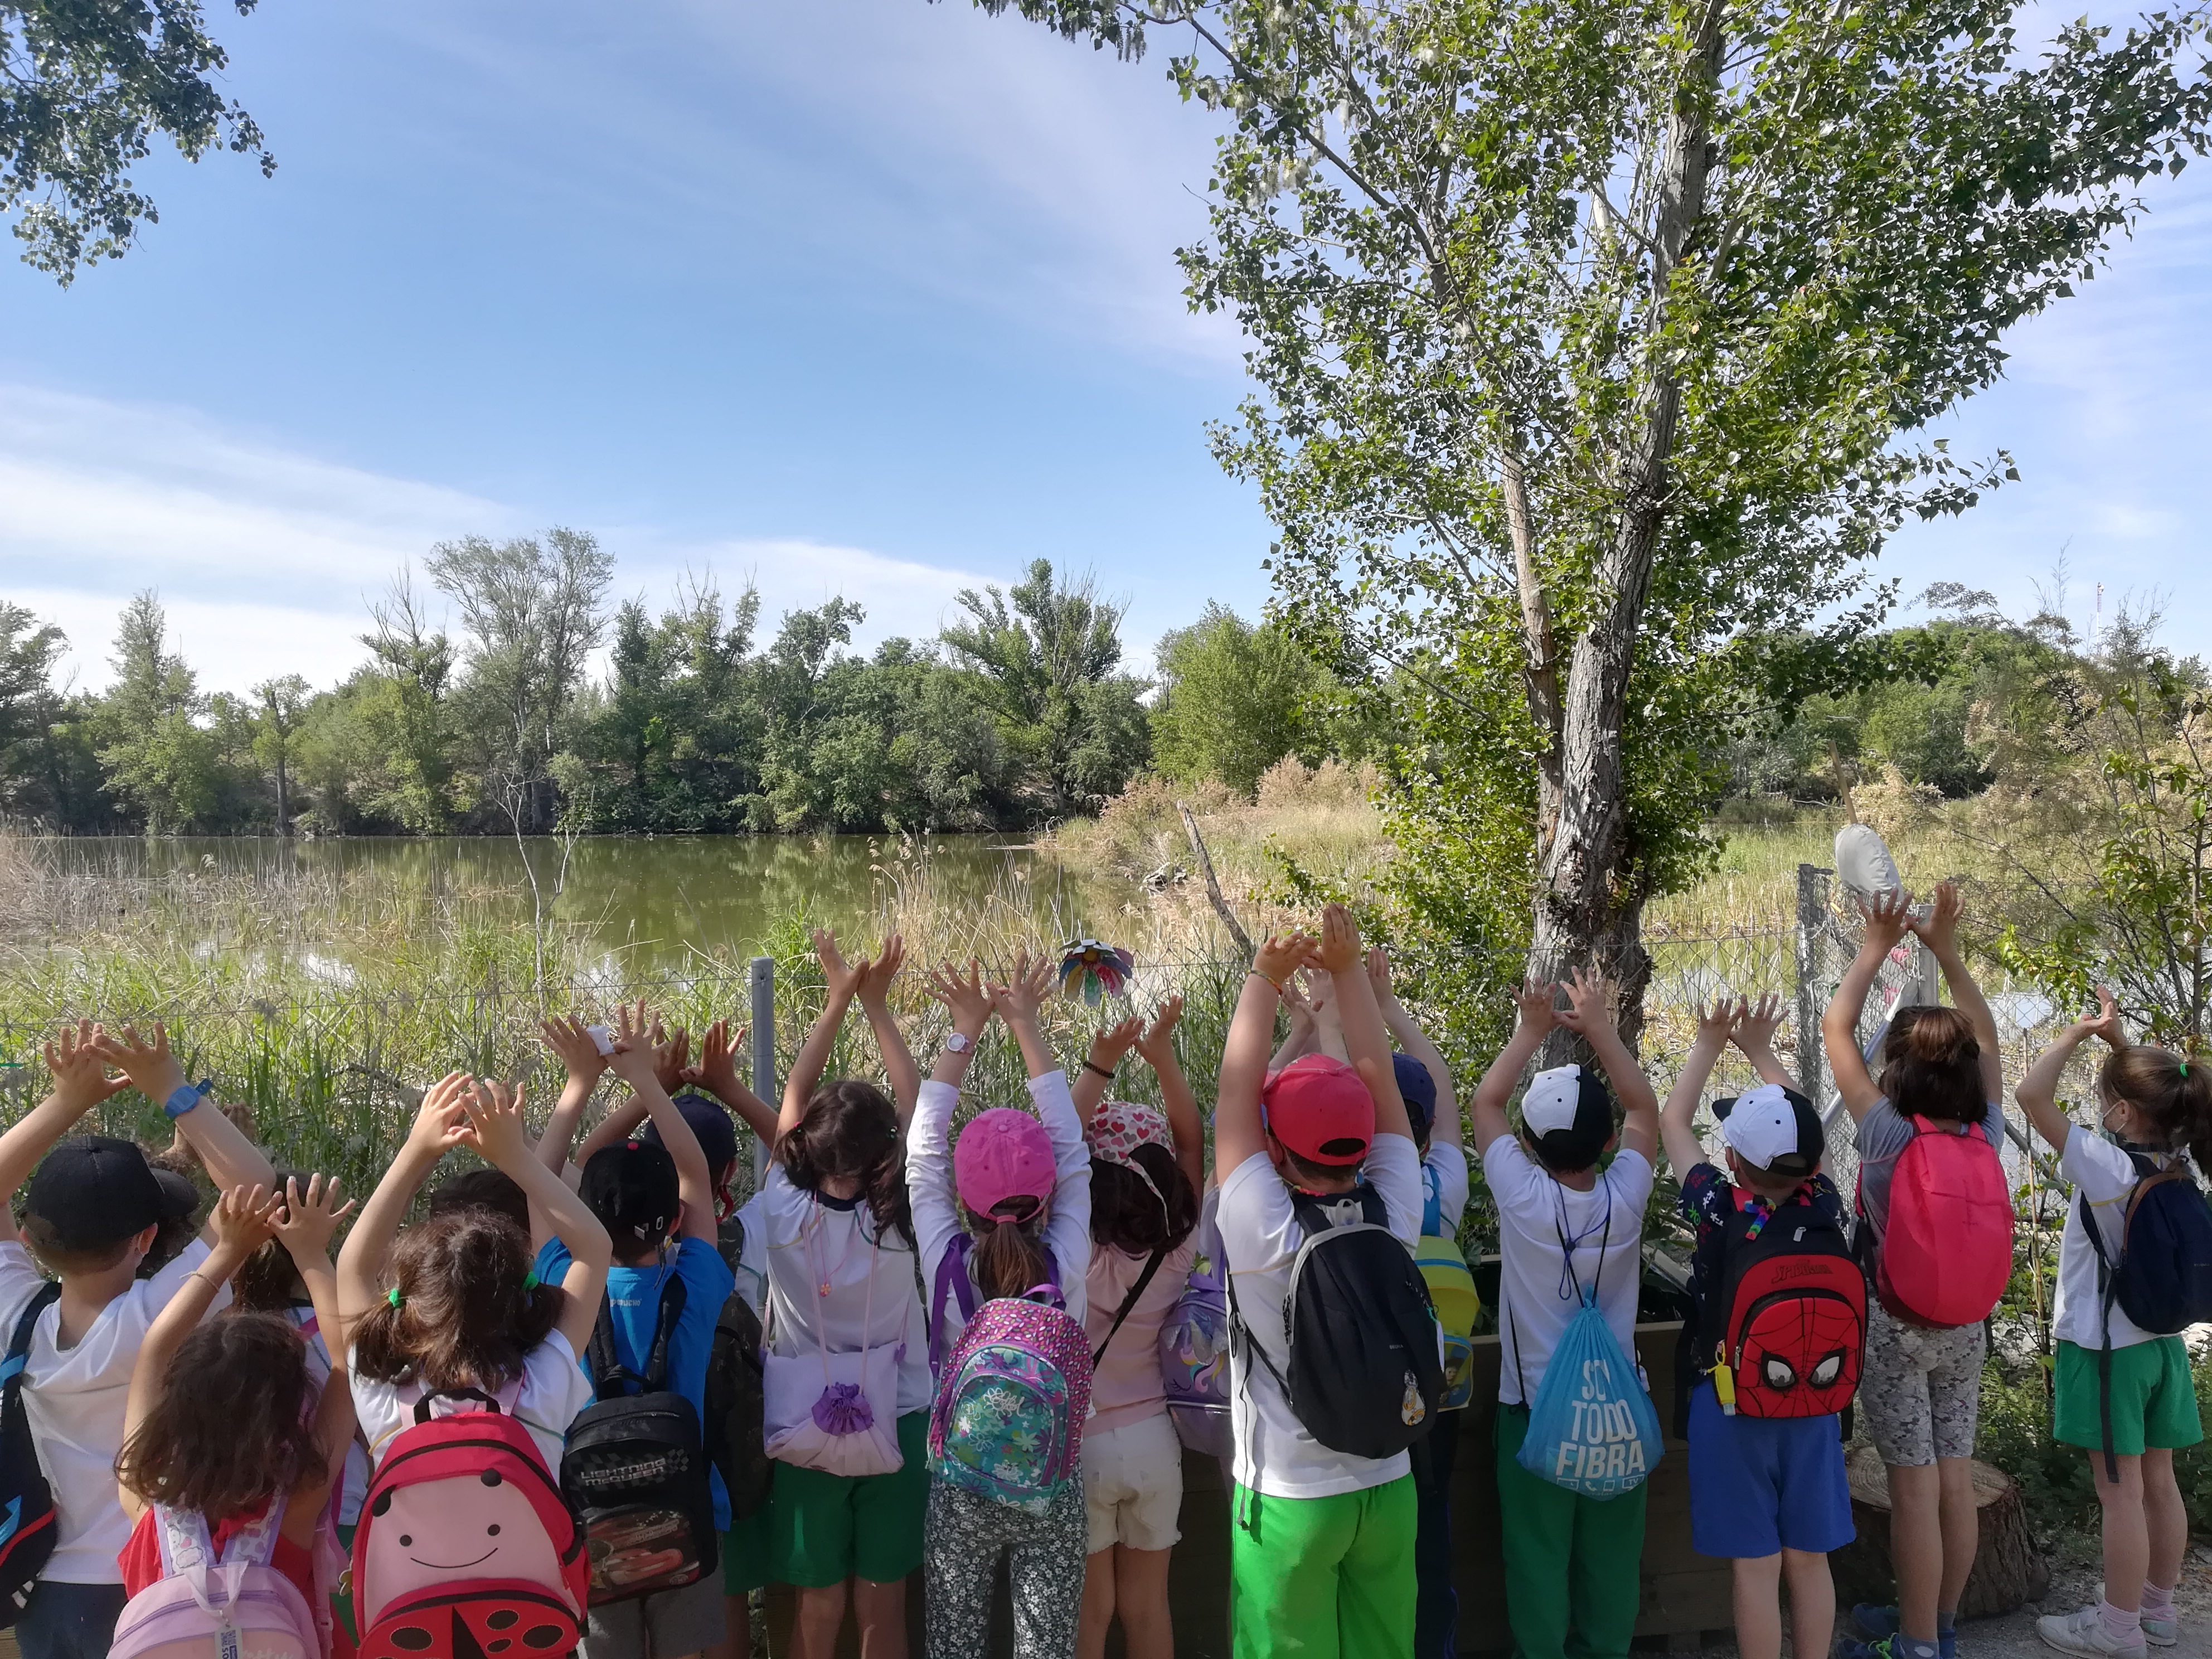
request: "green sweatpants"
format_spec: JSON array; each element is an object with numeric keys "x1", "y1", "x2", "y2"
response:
[
  {"x1": 1229, "y1": 1475, "x2": 1417, "y2": 1659},
  {"x1": 1496, "y1": 1403, "x2": 1648, "y2": 1659}
]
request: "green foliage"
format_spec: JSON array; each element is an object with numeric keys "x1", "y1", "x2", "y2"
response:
[
  {"x1": 1151, "y1": 602, "x2": 1334, "y2": 792},
  {"x1": 1, "y1": 0, "x2": 275, "y2": 280}
]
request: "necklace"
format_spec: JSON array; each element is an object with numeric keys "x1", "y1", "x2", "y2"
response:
[{"x1": 811, "y1": 1200, "x2": 860, "y2": 1300}]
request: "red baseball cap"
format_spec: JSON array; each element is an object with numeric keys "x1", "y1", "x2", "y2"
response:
[
  {"x1": 1262, "y1": 1054, "x2": 1375, "y2": 1166},
  {"x1": 954, "y1": 1108, "x2": 1056, "y2": 1219}
]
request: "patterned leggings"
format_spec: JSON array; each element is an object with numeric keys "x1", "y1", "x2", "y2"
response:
[{"x1": 923, "y1": 1476, "x2": 1088, "y2": 1659}]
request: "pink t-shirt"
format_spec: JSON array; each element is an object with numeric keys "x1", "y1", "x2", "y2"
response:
[{"x1": 1083, "y1": 1238, "x2": 1199, "y2": 1437}]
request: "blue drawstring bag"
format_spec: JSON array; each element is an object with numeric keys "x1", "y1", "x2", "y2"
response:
[{"x1": 1513, "y1": 1210, "x2": 1663, "y2": 1498}]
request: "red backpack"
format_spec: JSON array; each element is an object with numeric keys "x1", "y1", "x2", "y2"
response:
[
  {"x1": 1860, "y1": 1116, "x2": 2012, "y2": 1330},
  {"x1": 1696, "y1": 1185, "x2": 1866, "y2": 1420},
  {"x1": 350, "y1": 1390, "x2": 589, "y2": 1659}
]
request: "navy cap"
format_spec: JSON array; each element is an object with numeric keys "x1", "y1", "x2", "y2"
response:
[
  {"x1": 644, "y1": 1093, "x2": 740, "y2": 1177},
  {"x1": 1391, "y1": 1052, "x2": 1438, "y2": 1142},
  {"x1": 25, "y1": 1135, "x2": 198, "y2": 1252}
]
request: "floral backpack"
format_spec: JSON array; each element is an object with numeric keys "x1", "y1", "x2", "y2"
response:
[{"x1": 926, "y1": 1286, "x2": 1092, "y2": 1514}]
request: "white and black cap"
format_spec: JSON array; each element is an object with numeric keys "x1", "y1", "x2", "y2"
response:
[
  {"x1": 1520, "y1": 1063, "x2": 1616, "y2": 1171},
  {"x1": 1714, "y1": 1083, "x2": 1824, "y2": 1178}
]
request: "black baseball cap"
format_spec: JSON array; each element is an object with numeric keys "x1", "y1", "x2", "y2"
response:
[
  {"x1": 643, "y1": 1093, "x2": 740, "y2": 1177},
  {"x1": 25, "y1": 1136, "x2": 200, "y2": 1252},
  {"x1": 1520, "y1": 1064, "x2": 1617, "y2": 1172},
  {"x1": 1392, "y1": 1052, "x2": 1438, "y2": 1143},
  {"x1": 580, "y1": 1140, "x2": 680, "y2": 1246},
  {"x1": 1713, "y1": 1084, "x2": 1825, "y2": 1178}
]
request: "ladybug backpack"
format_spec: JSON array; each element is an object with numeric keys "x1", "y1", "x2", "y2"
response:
[
  {"x1": 350, "y1": 1390, "x2": 589, "y2": 1659},
  {"x1": 1688, "y1": 1180, "x2": 1866, "y2": 1425}
]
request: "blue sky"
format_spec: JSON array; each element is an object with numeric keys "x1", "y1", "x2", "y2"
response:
[{"x1": 2, "y1": 0, "x2": 2206, "y2": 697}]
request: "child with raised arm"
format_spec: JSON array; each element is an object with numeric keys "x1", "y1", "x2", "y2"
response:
[
  {"x1": 1216, "y1": 904, "x2": 1427, "y2": 1659},
  {"x1": 755, "y1": 932, "x2": 927, "y2": 1659},
  {"x1": 1473, "y1": 972, "x2": 1659, "y2": 1659},
  {"x1": 113, "y1": 1176, "x2": 359, "y2": 1632},
  {"x1": 1661, "y1": 996, "x2": 1854, "y2": 1659},
  {"x1": 1823, "y1": 886, "x2": 2012, "y2": 1659},
  {"x1": 2016, "y1": 989, "x2": 2207, "y2": 1659},
  {"x1": 0, "y1": 1022, "x2": 276, "y2": 1659},
  {"x1": 1068, "y1": 998, "x2": 1204, "y2": 1659}
]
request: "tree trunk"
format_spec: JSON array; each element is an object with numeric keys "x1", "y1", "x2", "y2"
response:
[
  {"x1": 1830, "y1": 1447, "x2": 2051, "y2": 1619},
  {"x1": 274, "y1": 757, "x2": 290, "y2": 836}
]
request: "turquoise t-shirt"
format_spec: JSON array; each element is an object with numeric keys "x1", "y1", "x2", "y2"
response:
[{"x1": 535, "y1": 1234, "x2": 736, "y2": 1531}]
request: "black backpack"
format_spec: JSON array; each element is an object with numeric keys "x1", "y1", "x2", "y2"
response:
[
  {"x1": 0, "y1": 1283, "x2": 60, "y2": 1626},
  {"x1": 2080, "y1": 1157, "x2": 2212, "y2": 1477},
  {"x1": 1228, "y1": 1184, "x2": 1443, "y2": 1459},
  {"x1": 561, "y1": 1277, "x2": 720, "y2": 1605},
  {"x1": 702, "y1": 1284, "x2": 770, "y2": 1523}
]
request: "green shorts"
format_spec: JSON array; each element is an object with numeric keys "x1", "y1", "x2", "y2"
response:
[
  {"x1": 1230, "y1": 1476, "x2": 1417, "y2": 1659},
  {"x1": 2053, "y1": 1337, "x2": 2205, "y2": 1456},
  {"x1": 768, "y1": 1410, "x2": 930, "y2": 1589},
  {"x1": 722, "y1": 1488, "x2": 777, "y2": 1595}
]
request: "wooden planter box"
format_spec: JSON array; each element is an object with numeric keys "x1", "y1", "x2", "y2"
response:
[{"x1": 764, "y1": 1321, "x2": 1735, "y2": 1657}]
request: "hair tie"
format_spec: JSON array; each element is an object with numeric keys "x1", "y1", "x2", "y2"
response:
[
  {"x1": 387, "y1": 1287, "x2": 404, "y2": 1308},
  {"x1": 522, "y1": 1269, "x2": 541, "y2": 1291},
  {"x1": 2180, "y1": 1059, "x2": 2189, "y2": 1078}
]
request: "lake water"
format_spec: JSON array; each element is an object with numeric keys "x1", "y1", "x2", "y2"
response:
[{"x1": 38, "y1": 834, "x2": 1146, "y2": 974}]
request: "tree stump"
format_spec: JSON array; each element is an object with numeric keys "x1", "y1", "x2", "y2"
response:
[{"x1": 1829, "y1": 1447, "x2": 2051, "y2": 1618}]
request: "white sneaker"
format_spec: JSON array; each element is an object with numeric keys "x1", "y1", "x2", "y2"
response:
[{"x1": 2039, "y1": 1607, "x2": 2146, "y2": 1659}]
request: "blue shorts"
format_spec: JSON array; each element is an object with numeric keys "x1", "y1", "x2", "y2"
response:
[{"x1": 1686, "y1": 1384, "x2": 1854, "y2": 1559}]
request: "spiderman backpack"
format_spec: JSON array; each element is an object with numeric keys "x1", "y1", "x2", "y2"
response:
[
  {"x1": 1693, "y1": 1183, "x2": 1866, "y2": 1422},
  {"x1": 350, "y1": 1390, "x2": 590, "y2": 1659}
]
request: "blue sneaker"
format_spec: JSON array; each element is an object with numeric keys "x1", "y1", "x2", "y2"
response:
[{"x1": 1849, "y1": 1611, "x2": 1957, "y2": 1659}]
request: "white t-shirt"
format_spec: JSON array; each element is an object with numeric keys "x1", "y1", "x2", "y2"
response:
[
  {"x1": 1482, "y1": 1136, "x2": 1655, "y2": 1408},
  {"x1": 2053, "y1": 1125, "x2": 2176, "y2": 1352},
  {"x1": 1217, "y1": 1136, "x2": 1423, "y2": 1500},
  {"x1": 755, "y1": 1163, "x2": 933, "y2": 1418},
  {"x1": 0, "y1": 1238, "x2": 230, "y2": 1583},
  {"x1": 909, "y1": 1072, "x2": 1094, "y2": 1361},
  {"x1": 1423, "y1": 1143, "x2": 1471, "y2": 1235},
  {"x1": 350, "y1": 1332, "x2": 594, "y2": 1474}
]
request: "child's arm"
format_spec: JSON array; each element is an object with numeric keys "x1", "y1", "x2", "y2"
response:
[
  {"x1": 2016, "y1": 987, "x2": 2125, "y2": 1153},
  {"x1": 1070, "y1": 1015, "x2": 1144, "y2": 1127},
  {"x1": 1822, "y1": 888, "x2": 1911, "y2": 1123},
  {"x1": 1471, "y1": 985, "x2": 1558, "y2": 1154},
  {"x1": 533, "y1": 1015, "x2": 609, "y2": 1176},
  {"x1": 269, "y1": 1175, "x2": 360, "y2": 1515},
  {"x1": 1132, "y1": 996, "x2": 1206, "y2": 1196},
  {"x1": 1370, "y1": 947, "x2": 1459, "y2": 1150},
  {"x1": 567, "y1": 1003, "x2": 683, "y2": 1172},
  {"x1": 1912, "y1": 882, "x2": 2005, "y2": 1105},
  {"x1": 1307, "y1": 969, "x2": 1351, "y2": 1062},
  {"x1": 1730, "y1": 993, "x2": 1794, "y2": 1090},
  {"x1": 855, "y1": 936, "x2": 920, "y2": 1123},
  {"x1": 682, "y1": 1017, "x2": 780, "y2": 1145},
  {"x1": 605, "y1": 1002, "x2": 717, "y2": 1246},
  {"x1": 1662, "y1": 1000, "x2": 1738, "y2": 1178},
  {"x1": 461, "y1": 1079, "x2": 613, "y2": 1357},
  {"x1": 119, "y1": 1185, "x2": 282, "y2": 1524},
  {"x1": 780, "y1": 930, "x2": 870, "y2": 1139},
  {"x1": 336, "y1": 1072, "x2": 473, "y2": 1328},
  {"x1": 913, "y1": 961, "x2": 995, "y2": 1282},
  {"x1": 995, "y1": 952, "x2": 1092, "y2": 1303},
  {"x1": 99, "y1": 1023, "x2": 277, "y2": 1206},
  {"x1": 0, "y1": 1022, "x2": 128, "y2": 1242},
  {"x1": 1268, "y1": 974, "x2": 1321, "y2": 1071},
  {"x1": 1558, "y1": 967, "x2": 1659, "y2": 1163},
  {"x1": 1320, "y1": 904, "x2": 1411, "y2": 1143},
  {"x1": 1217, "y1": 930, "x2": 1320, "y2": 1173}
]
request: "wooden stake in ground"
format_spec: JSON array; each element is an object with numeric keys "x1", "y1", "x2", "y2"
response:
[{"x1": 1178, "y1": 804, "x2": 1253, "y2": 961}]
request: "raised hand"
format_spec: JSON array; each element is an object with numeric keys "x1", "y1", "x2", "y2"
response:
[
  {"x1": 923, "y1": 959, "x2": 995, "y2": 1034},
  {"x1": 992, "y1": 948, "x2": 1056, "y2": 1028},
  {"x1": 1134, "y1": 995, "x2": 1184, "y2": 1066},
  {"x1": 537, "y1": 1015, "x2": 608, "y2": 1085},
  {"x1": 814, "y1": 929, "x2": 869, "y2": 1005},
  {"x1": 682, "y1": 1017, "x2": 749, "y2": 1101},
  {"x1": 1555, "y1": 968, "x2": 1613, "y2": 1036},
  {"x1": 459, "y1": 1078, "x2": 533, "y2": 1170},
  {"x1": 858, "y1": 934, "x2": 906, "y2": 1002},
  {"x1": 1860, "y1": 886, "x2": 1914, "y2": 955},
  {"x1": 1512, "y1": 979, "x2": 1560, "y2": 1036},
  {"x1": 652, "y1": 1021, "x2": 691, "y2": 1096},
  {"x1": 1087, "y1": 1013, "x2": 1144, "y2": 1076},
  {"x1": 1735, "y1": 992, "x2": 1786, "y2": 1054},
  {"x1": 605, "y1": 1000, "x2": 663, "y2": 1088},
  {"x1": 95, "y1": 1021, "x2": 187, "y2": 1104},
  {"x1": 1253, "y1": 929, "x2": 1320, "y2": 992},
  {"x1": 1694, "y1": 996, "x2": 1740, "y2": 1045},
  {"x1": 1365, "y1": 945, "x2": 1395, "y2": 1001},
  {"x1": 211, "y1": 1183, "x2": 284, "y2": 1255},
  {"x1": 404, "y1": 1072, "x2": 474, "y2": 1162},
  {"x1": 1908, "y1": 880, "x2": 1963, "y2": 956},
  {"x1": 1317, "y1": 903, "x2": 1362, "y2": 975},
  {"x1": 272, "y1": 1174, "x2": 356, "y2": 1263},
  {"x1": 2079, "y1": 985, "x2": 2127, "y2": 1050},
  {"x1": 41, "y1": 1020, "x2": 128, "y2": 1118}
]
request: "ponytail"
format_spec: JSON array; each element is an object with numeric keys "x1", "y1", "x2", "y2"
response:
[
  {"x1": 1879, "y1": 1005, "x2": 1987, "y2": 1125},
  {"x1": 2099, "y1": 1044, "x2": 2212, "y2": 1172},
  {"x1": 966, "y1": 1210, "x2": 1054, "y2": 1302}
]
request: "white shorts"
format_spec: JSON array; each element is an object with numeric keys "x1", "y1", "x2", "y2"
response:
[{"x1": 1081, "y1": 1412, "x2": 1184, "y2": 1555}]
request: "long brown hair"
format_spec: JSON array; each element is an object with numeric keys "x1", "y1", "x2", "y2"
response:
[
  {"x1": 779, "y1": 1081, "x2": 914, "y2": 1245},
  {"x1": 964, "y1": 1209, "x2": 1055, "y2": 1301},
  {"x1": 115, "y1": 1312, "x2": 325, "y2": 1521},
  {"x1": 2101, "y1": 1045, "x2": 2212, "y2": 1171},
  {"x1": 1879, "y1": 1006, "x2": 1987, "y2": 1126},
  {"x1": 1090, "y1": 1146, "x2": 1198, "y2": 1257},
  {"x1": 351, "y1": 1210, "x2": 563, "y2": 1393}
]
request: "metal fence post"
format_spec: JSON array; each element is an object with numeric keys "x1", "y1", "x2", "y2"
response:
[
  {"x1": 749, "y1": 955, "x2": 776, "y2": 1180},
  {"x1": 1794, "y1": 864, "x2": 1828, "y2": 1113}
]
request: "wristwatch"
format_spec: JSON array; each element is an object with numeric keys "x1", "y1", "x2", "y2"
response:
[
  {"x1": 162, "y1": 1083, "x2": 205, "y2": 1120},
  {"x1": 944, "y1": 1031, "x2": 974, "y2": 1055}
]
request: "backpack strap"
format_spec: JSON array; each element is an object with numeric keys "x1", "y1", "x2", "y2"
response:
[
  {"x1": 1422, "y1": 1162, "x2": 1442, "y2": 1238},
  {"x1": 411, "y1": 1385, "x2": 501, "y2": 1424},
  {"x1": 929, "y1": 1234, "x2": 978, "y2": 1374},
  {"x1": 2078, "y1": 1189, "x2": 2122, "y2": 1484},
  {"x1": 587, "y1": 1293, "x2": 625, "y2": 1399},
  {"x1": 638, "y1": 1273, "x2": 688, "y2": 1394},
  {"x1": 1, "y1": 1282, "x2": 59, "y2": 1389},
  {"x1": 1091, "y1": 1248, "x2": 1169, "y2": 1367}
]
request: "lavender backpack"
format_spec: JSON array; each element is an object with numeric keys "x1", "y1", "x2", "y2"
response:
[
  {"x1": 926, "y1": 1284, "x2": 1093, "y2": 1515},
  {"x1": 1158, "y1": 1186, "x2": 1232, "y2": 1459},
  {"x1": 108, "y1": 1501, "x2": 321, "y2": 1659}
]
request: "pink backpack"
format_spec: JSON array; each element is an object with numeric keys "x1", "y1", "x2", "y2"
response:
[
  {"x1": 109, "y1": 1501, "x2": 323, "y2": 1659},
  {"x1": 926, "y1": 1287, "x2": 1092, "y2": 1515},
  {"x1": 1863, "y1": 1114, "x2": 2012, "y2": 1328}
]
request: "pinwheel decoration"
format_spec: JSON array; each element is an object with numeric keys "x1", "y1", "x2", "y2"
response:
[{"x1": 1059, "y1": 938, "x2": 1135, "y2": 1005}]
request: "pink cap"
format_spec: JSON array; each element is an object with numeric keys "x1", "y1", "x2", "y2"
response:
[
  {"x1": 1262, "y1": 1054, "x2": 1375, "y2": 1166},
  {"x1": 954, "y1": 1108, "x2": 1056, "y2": 1219}
]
